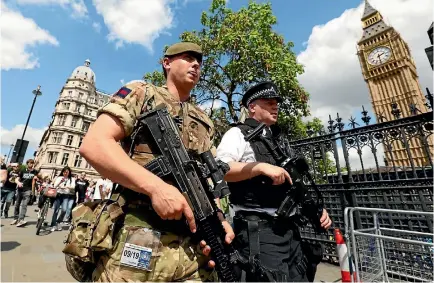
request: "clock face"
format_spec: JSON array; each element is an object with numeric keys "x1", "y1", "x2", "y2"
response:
[{"x1": 367, "y1": 46, "x2": 392, "y2": 66}]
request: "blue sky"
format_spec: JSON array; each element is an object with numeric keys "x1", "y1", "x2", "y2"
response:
[{"x1": 1, "y1": 0, "x2": 433, "y2": 167}]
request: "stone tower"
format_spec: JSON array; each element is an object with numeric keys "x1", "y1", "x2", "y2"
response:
[
  {"x1": 34, "y1": 60, "x2": 111, "y2": 180},
  {"x1": 356, "y1": 0, "x2": 431, "y2": 167}
]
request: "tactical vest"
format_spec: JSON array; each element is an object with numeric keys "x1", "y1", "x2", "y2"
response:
[
  {"x1": 122, "y1": 83, "x2": 214, "y2": 166},
  {"x1": 118, "y1": 83, "x2": 215, "y2": 206},
  {"x1": 228, "y1": 118, "x2": 287, "y2": 208}
]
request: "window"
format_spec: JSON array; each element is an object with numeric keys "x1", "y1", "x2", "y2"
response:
[
  {"x1": 68, "y1": 91, "x2": 72, "y2": 96},
  {"x1": 51, "y1": 132, "x2": 63, "y2": 144},
  {"x1": 78, "y1": 136, "x2": 83, "y2": 147},
  {"x1": 82, "y1": 121, "x2": 90, "y2": 132},
  {"x1": 57, "y1": 115, "x2": 66, "y2": 126},
  {"x1": 62, "y1": 102, "x2": 70, "y2": 110},
  {"x1": 75, "y1": 103, "x2": 81, "y2": 113},
  {"x1": 86, "y1": 109, "x2": 92, "y2": 116},
  {"x1": 85, "y1": 162, "x2": 92, "y2": 169},
  {"x1": 71, "y1": 117, "x2": 78, "y2": 127},
  {"x1": 66, "y1": 135, "x2": 74, "y2": 146},
  {"x1": 61, "y1": 153, "x2": 69, "y2": 166},
  {"x1": 74, "y1": 154, "x2": 83, "y2": 167},
  {"x1": 47, "y1": 152, "x2": 58, "y2": 164},
  {"x1": 79, "y1": 92, "x2": 84, "y2": 100},
  {"x1": 88, "y1": 96, "x2": 95, "y2": 104},
  {"x1": 99, "y1": 99, "x2": 104, "y2": 106}
]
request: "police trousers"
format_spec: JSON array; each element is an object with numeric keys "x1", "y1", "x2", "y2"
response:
[{"x1": 233, "y1": 211, "x2": 309, "y2": 282}]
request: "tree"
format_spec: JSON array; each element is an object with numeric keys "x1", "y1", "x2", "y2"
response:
[{"x1": 144, "y1": 0, "x2": 310, "y2": 137}]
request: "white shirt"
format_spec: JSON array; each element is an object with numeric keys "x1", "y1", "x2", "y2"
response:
[
  {"x1": 53, "y1": 176, "x2": 76, "y2": 195},
  {"x1": 93, "y1": 179, "x2": 113, "y2": 200},
  {"x1": 216, "y1": 126, "x2": 277, "y2": 216}
]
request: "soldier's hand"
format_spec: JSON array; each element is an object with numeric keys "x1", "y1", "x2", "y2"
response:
[
  {"x1": 320, "y1": 209, "x2": 332, "y2": 229},
  {"x1": 150, "y1": 182, "x2": 197, "y2": 233},
  {"x1": 200, "y1": 220, "x2": 235, "y2": 268},
  {"x1": 257, "y1": 163, "x2": 292, "y2": 185}
]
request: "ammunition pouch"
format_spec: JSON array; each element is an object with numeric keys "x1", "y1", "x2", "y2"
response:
[{"x1": 62, "y1": 198, "x2": 124, "y2": 281}]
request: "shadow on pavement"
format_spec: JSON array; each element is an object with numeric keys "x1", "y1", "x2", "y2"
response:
[{"x1": 1, "y1": 241, "x2": 21, "y2": 251}]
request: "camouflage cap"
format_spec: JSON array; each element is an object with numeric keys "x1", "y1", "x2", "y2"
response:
[{"x1": 165, "y1": 42, "x2": 202, "y2": 60}]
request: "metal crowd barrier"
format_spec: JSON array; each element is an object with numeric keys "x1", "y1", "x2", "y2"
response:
[{"x1": 344, "y1": 207, "x2": 434, "y2": 282}]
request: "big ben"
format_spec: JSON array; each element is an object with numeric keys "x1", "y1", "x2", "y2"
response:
[{"x1": 357, "y1": 0, "x2": 432, "y2": 167}]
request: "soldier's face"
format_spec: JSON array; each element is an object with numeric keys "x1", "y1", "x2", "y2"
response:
[
  {"x1": 166, "y1": 53, "x2": 201, "y2": 87},
  {"x1": 249, "y1": 98, "x2": 279, "y2": 125}
]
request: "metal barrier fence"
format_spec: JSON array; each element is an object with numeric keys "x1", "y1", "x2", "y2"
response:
[
  {"x1": 344, "y1": 207, "x2": 434, "y2": 282},
  {"x1": 288, "y1": 100, "x2": 434, "y2": 262}
]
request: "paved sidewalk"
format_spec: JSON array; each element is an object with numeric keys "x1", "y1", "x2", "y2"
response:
[{"x1": 1, "y1": 205, "x2": 341, "y2": 282}]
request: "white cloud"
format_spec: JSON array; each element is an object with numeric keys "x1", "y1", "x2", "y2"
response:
[
  {"x1": 92, "y1": 22, "x2": 101, "y2": 33},
  {"x1": 198, "y1": 99, "x2": 223, "y2": 115},
  {"x1": 0, "y1": 1, "x2": 59, "y2": 70},
  {"x1": 92, "y1": 0, "x2": 174, "y2": 50},
  {"x1": 16, "y1": 0, "x2": 88, "y2": 18},
  {"x1": 1, "y1": 125, "x2": 47, "y2": 149},
  {"x1": 336, "y1": 143, "x2": 386, "y2": 171},
  {"x1": 298, "y1": 0, "x2": 433, "y2": 124}
]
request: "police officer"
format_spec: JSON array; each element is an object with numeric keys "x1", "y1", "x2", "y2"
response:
[
  {"x1": 79, "y1": 42, "x2": 234, "y2": 282},
  {"x1": 216, "y1": 81, "x2": 332, "y2": 282}
]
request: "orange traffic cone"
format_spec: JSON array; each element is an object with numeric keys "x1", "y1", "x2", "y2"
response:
[{"x1": 334, "y1": 228, "x2": 358, "y2": 282}]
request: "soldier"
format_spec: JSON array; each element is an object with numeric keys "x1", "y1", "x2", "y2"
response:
[
  {"x1": 216, "y1": 81, "x2": 332, "y2": 282},
  {"x1": 79, "y1": 42, "x2": 234, "y2": 282}
]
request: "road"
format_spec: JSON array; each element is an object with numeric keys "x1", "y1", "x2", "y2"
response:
[{"x1": 1, "y1": 204, "x2": 341, "y2": 282}]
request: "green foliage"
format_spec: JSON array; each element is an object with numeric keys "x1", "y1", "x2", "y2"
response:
[
  {"x1": 143, "y1": 70, "x2": 165, "y2": 86},
  {"x1": 144, "y1": 0, "x2": 309, "y2": 128}
]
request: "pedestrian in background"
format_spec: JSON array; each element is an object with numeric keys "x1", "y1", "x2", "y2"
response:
[
  {"x1": 12, "y1": 159, "x2": 38, "y2": 227},
  {"x1": 50, "y1": 166, "x2": 75, "y2": 232}
]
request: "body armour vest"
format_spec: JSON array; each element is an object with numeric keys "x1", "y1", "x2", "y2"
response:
[
  {"x1": 120, "y1": 83, "x2": 215, "y2": 167},
  {"x1": 228, "y1": 118, "x2": 287, "y2": 209}
]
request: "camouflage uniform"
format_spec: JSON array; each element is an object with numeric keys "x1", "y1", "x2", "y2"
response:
[{"x1": 92, "y1": 79, "x2": 217, "y2": 282}]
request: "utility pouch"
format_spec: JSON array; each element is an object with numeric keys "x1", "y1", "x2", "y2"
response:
[{"x1": 62, "y1": 199, "x2": 124, "y2": 262}]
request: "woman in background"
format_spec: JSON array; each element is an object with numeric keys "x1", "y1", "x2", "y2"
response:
[{"x1": 50, "y1": 167, "x2": 75, "y2": 232}]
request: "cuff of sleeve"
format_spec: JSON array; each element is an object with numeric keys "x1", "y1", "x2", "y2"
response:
[
  {"x1": 97, "y1": 103, "x2": 134, "y2": 136},
  {"x1": 217, "y1": 156, "x2": 236, "y2": 164}
]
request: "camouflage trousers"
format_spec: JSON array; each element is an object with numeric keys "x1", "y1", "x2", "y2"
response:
[{"x1": 92, "y1": 211, "x2": 217, "y2": 282}]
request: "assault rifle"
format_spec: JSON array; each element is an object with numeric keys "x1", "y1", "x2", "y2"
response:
[
  {"x1": 131, "y1": 105, "x2": 238, "y2": 282},
  {"x1": 244, "y1": 123, "x2": 326, "y2": 233}
]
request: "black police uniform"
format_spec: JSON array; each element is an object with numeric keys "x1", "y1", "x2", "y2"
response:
[{"x1": 222, "y1": 82, "x2": 309, "y2": 282}]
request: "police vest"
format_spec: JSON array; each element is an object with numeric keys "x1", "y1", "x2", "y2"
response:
[{"x1": 228, "y1": 118, "x2": 287, "y2": 208}]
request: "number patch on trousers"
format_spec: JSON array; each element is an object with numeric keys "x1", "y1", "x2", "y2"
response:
[
  {"x1": 120, "y1": 243, "x2": 152, "y2": 270},
  {"x1": 120, "y1": 227, "x2": 161, "y2": 271}
]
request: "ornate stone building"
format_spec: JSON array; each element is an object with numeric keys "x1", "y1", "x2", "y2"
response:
[
  {"x1": 34, "y1": 60, "x2": 111, "y2": 180},
  {"x1": 356, "y1": 0, "x2": 432, "y2": 167}
]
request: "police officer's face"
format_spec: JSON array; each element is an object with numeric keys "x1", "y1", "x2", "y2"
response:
[
  {"x1": 250, "y1": 98, "x2": 279, "y2": 125},
  {"x1": 165, "y1": 53, "x2": 201, "y2": 86}
]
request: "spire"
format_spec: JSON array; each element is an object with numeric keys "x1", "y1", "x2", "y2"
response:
[
  {"x1": 359, "y1": 0, "x2": 390, "y2": 43},
  {"x1": 362, "y1": 0, "x2": 377, "y2": 20}
]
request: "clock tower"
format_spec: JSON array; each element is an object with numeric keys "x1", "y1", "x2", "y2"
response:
[{"x1": 356, "y1": 0, "x2": 431, "y2": 167}]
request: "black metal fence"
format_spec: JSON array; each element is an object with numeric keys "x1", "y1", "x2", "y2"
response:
[{"x1": 288, "y1": 98, "x2": 434, "y2": 263}]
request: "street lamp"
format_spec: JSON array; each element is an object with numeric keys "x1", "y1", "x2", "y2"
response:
[{"x1": 16, "y1": 85, "x2": 42, "y2": 163}]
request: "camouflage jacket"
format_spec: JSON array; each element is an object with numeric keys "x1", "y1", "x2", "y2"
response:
[{"x1": 97, "y1": 80, "x2": 215, "y2": 168}]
